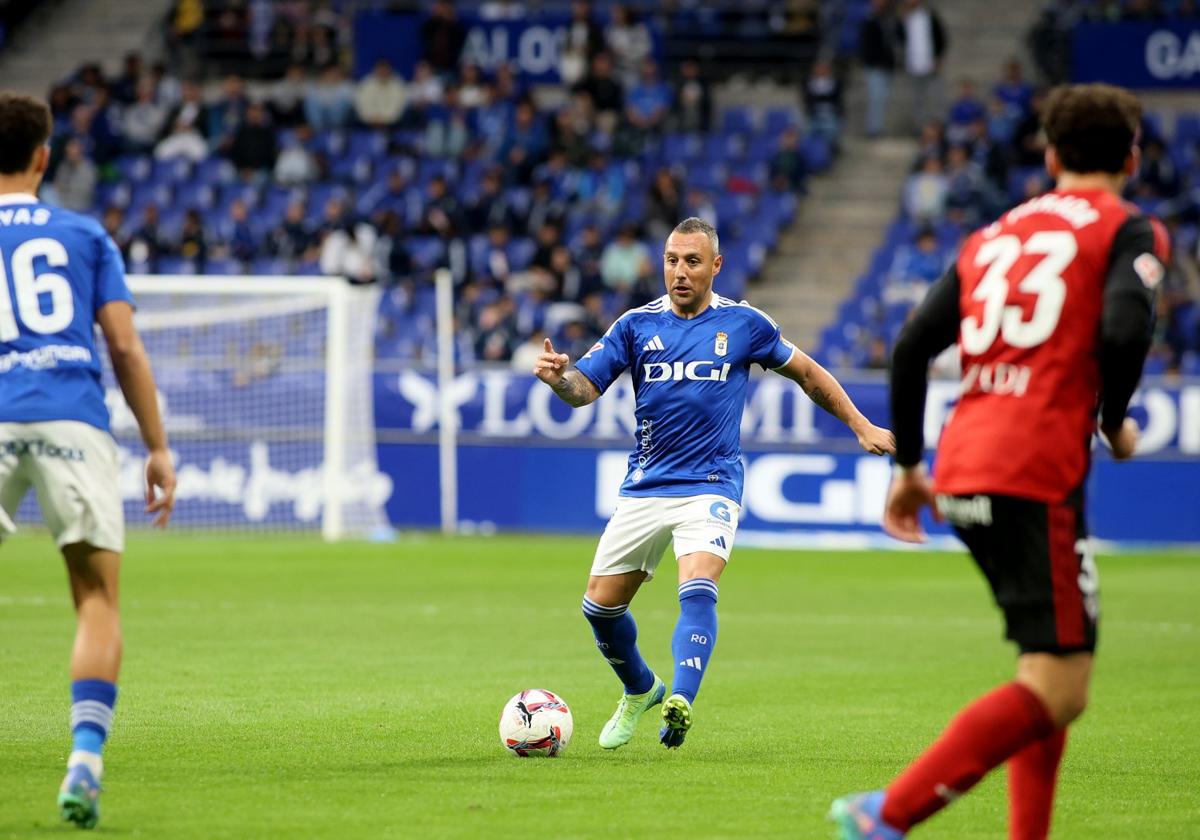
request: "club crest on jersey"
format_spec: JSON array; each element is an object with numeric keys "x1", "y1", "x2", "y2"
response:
[
  {"x1": 1133, "y1": 253, "x2": 1163, "y2": 290},
  {"x1": 714, "y1": 331, "x2": 728, "y2": 357}
]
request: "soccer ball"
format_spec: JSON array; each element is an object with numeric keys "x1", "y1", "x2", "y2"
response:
[{"x1": 498, "y1": 689, "x2": 573, "y2": 757}]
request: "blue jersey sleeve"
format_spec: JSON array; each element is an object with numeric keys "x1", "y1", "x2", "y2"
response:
[
  {"x1": 574, "y1": 316, "x2": 632, "y2": 393},
  {"x1": 746, "y1": 306, "x2": 795, "y2": 369},
  {"x1": 93, "y1": 227, "x2": 135, "y2": 314}
]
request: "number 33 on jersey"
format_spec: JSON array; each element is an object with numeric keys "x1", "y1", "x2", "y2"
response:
[{"x1": 937, "y1": 188, "x2": 1170, "y2": 503}]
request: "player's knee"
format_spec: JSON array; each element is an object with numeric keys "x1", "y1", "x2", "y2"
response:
[
  {"x1": 63, "y1": 543, "x2": 120, "y2": 604},
  {"x1": 1026, "y1": 676, "x2": 1090, "y2": 727},
  {"x1": 1052, "y1": 683, "x2": 1089, "y2": 726},
  {"x1": 583, "y1": 578, "x2": 611, "y2": 605},
  {"x1": 70, "y1": 570, "x2": 119, "y2": 609},
  {"x1": 677, "y1": 552, "x2": 725, "y2": 583},
  {"x1": 584, "y1": 572, "x2": 643, "y2": 607}
]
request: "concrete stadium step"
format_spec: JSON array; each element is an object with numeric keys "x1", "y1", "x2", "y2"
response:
[
  {"x1": 748, "y1": 133, "x2": 913, "y2": 348},
  {"x1": 0, "y1": 0, "x2": 168, "y2": 95},
  {"x1": 748, "y1": 1, "x2": 1046, "y2": 353}
]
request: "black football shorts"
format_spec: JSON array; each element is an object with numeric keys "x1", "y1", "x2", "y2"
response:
[{"x1": 936, "y1": 490, "x2": 1099, "y2": 655}]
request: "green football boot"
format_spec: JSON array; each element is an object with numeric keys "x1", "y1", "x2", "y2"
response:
[
  {"x1": 659, "y1": 693, "x2": 693, "y2": 748},
  {"x1": 598, "y1": 674, "x2": 666, "y2": 749},
  {"x1": 58, "y1": 763, "x2": 101, "y2": 830}
]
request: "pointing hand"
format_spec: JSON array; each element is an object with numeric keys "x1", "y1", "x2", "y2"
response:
[{"x1": 533, "y1": 337, "x2": 571, "y2": 385}]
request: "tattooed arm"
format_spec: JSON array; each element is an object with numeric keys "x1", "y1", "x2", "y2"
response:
[
  {"x1": 775, "y1": 347, "x2": 896, "y2": 455},
  {"x1": 533, "y1": 338, "x2": 602, "y2": 407},
  {"x1": 548, "y1": 369, "x2": 601, "y2": 407}
]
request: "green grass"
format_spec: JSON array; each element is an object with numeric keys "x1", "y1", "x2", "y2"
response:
[{"x1": 2, "y1": 534, "x2": 1198, "y2": 839}]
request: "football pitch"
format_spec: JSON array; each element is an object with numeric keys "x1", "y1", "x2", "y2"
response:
[{"x1": 2, "y1": 534, "x2": 1198, "y2": 839}]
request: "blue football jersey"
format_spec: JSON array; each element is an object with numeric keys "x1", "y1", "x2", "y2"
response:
[
  {"x1": 0, "y1": 194, "x2": 134, "y2": 431},
  {"x1": 575, "y1": 294, "x2": 795, "y2": 503}
]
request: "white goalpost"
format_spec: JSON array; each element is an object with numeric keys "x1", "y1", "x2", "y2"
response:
[
  {"x1": 106, "y1": 275, "x2": 391, "y2": 540},
  {"x1": 434, "y1": 267, "x2": 458, "y2": 535}
]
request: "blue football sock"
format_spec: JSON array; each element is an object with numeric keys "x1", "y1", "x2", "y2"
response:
[
  {"x1": 582, "y1": 597, "x2": 655, "y2": 695},
  {"x1": 71, "y1": 679, "x2": 117, "y2": 757},
  {"x1": 671, "y1": 578, "x2": 719, "y2": 703}
]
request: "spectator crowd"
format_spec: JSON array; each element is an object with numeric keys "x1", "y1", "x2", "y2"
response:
[
  {"x1": 41, "y1": 1, "x2": 815, "y2": 369},
  {"x1": 820, "y1": 46, "x2": 1200, "y2": 376}
]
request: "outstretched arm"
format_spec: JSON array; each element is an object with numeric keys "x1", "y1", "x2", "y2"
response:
[
  {"x1": 533, "y1": 338, "x2": 601, "y2": 408},
  {"x1": 775, "y1": 347, "x2": 895, "y2": 455}
]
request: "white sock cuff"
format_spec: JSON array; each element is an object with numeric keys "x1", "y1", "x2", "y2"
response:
[{"x1": 67, "y1": 751, "x2": 103, "y2": 778}]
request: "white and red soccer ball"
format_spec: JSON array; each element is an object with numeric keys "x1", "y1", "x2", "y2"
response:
[{"x1": 499, "y1": 689, "x2": 573, "y2": 757}]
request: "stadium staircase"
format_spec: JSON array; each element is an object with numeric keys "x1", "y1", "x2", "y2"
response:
[
  {"x1": 750, "y1": 0, "x2": 1045, "y2": 354},
  {"x1": 0, "y1": 0, "x2": 165, "y2": 95},
  {"x1": 752, "y1": 136, "x2": 914, "y2": 351}
]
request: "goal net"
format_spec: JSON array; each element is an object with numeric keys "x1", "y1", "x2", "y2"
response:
[{"x1": 103, "y1": 276, "x2": 390, "y2": 539}]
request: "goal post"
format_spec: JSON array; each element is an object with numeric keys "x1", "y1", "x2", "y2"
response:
[
  {"x1": 106, "y1": 275, "x2": 391, "y2": 539},
  {"x1": 434, "y1": 267, "x2": 458, "y2": 536}
]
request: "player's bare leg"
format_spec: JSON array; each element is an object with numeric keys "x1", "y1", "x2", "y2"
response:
[
  {"x1": 58, "y1": 543, "x2": 122, "y2": 830},
  {"x1": 585, "y1": 570, "x2": 647, "y2": 609},
  {"x1": 678, "y1": 551, "x2": 726, "y2": 584},
  {"x1": 1007, "y1": 653, "x2": 1091, "y2": 839},
  {"x1": 65, "y1": 543, "x2": 123, "y2": 682},
  {"x1": 661, "y1": 551, "x2": 725, "y2": 748},
  {"x1": 584, "y1": 571, "x2": 664, "y2": 749},
  {"x1": 1016, "y1": 652, "x2": 1092, "y2": 727},
  {"x1": 833, "y1": 653, "x2": 1092, "y2": 839}
]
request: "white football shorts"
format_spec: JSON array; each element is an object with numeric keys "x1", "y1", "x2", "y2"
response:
[
  {"x1": 590, "y1": 494, "x2": 740, "y2": 579},
  {"x1": 0, "y1": 421, "x2": 124, "y2": 553}
]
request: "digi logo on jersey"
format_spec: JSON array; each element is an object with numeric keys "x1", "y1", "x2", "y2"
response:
[{"x1": 642, "y1": 361, "x2": 732, "y2": 382}]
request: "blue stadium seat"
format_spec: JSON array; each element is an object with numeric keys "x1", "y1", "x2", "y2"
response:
[
  {"x1": 507, "y1": 237, "x2": 536, "y2": 270},
  {"x1": 408, "y1": 237, "x2": 446, "y2": 271},
  {"x1": 761, "y1": 190, "x2": 798, "y2": 226},
  {"x1": 800, "y1": 135, "x2": 833, "y2": 173},
  {"x1": 114, "y1": 156, "x2": 152, "y2": 185},
  {"x1": 764, "y1": 108, "x2": 800, "y2": 135},
  {"x1": 663, "y1": 132, "x2": 704, "y2": 161},
  {"x1": 727, "y1": 160, "x2": 767, "y2": 189},
  {"x1": 176, "y1": 181, "x2": 217, "y2": 211},
  {"x1": 152, "y1": 157, "x2": 194, "y2": 185},
  {"x1": 204, "y1": 257, "x2": 243, "y2": 276},
  {"x1": 705, "y1": 133, "x2": 744, "y2": 163},
  {"x1": 305, "y1": 184, "x2": 350, "y2": 220},
  {"x1": 1173, "y1": 113, "x2": 1200, "y2": 144},
  {"x1": 250, "y1": 257, "x2": 292, "y2": 275},
  {"x1": 195, "y1": 156, "x2": 236, "y2": 186},
  {"x1": 95, "y1": 181, "x2": 129, "y2": 211},
  {"x1": 259, "y1": 185, "x2": 296, "y2": 220},
  {"x1": 348, "y1": 129, "x2": 389, "y2": 160},
  {"x1": 155, "y1": 256, "x2": 195, "y2": 275},
  {"x1": 719, "y1": 267, "x2": 747, "y2": 300},
  {"x1": 721, "y1": 107, "x2": 756, "y2": 136},
  {"x1": 330, "y1": 153, "x2": 375, "y2": 186},
  {"x1": 130, "y1": 182, "x2": 174, "y2": 214}
]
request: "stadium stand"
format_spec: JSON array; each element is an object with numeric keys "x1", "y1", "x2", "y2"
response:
[
  {"x1": 1029, "y1": 0, "x2": 1200, "y2": 83},
  {"x1": 0, "y1": 0, "x2": 54, "y2": 52},
  {"x1": 817, "y1": 9, "x2": 1200, "y2": 376},
  {"x1": 44, "y1": 1, "x2": 845, "y2": 370}
]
